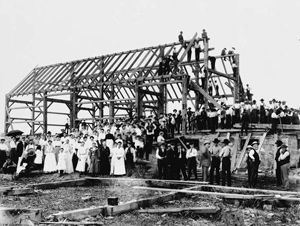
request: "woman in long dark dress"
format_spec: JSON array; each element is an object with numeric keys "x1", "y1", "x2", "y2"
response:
[
  {"x1": 125, "y1": 141, "x2": 136, "y2": 176},
  {"x1": 100, "y1": 140, "x2": 110, "y2": 175}
]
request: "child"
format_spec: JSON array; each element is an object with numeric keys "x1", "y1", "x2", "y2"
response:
[
  {"x1": 57, "y1": 148, "x2": 67, "y2": 176},
  {"x1": 76, "y1": 142, "x2": 88, "y2": 175},
  {"x1": 34, "y1": 145, "x2": 43, "y2": 171}
]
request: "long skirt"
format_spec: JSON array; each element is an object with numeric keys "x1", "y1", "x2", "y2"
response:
[
  {"x1": 89, "y1": 155, "x2": 100, "y2": 174},
  {"x1": 44, "y1": 153, "x2": 57, "y2": 172},
  {"x1": 111, "y1": 157, "x2": 126, "y2": 175},
  {"x1": 76, "y1": 156, "x2": 87, "y2": 172},
  {"x1": 65, "y1": 152, "x2": 74, "y2": 174}
]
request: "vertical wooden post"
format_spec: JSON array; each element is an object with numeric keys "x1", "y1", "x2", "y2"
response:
[
  {"x1": 31, "y1": 69, "x2": 36, "y2": 135},
  {"x1": 92, "y1": 104, "x2": 96, "y2": 128},
  {"x1": 158, "y1": 78, "x2": 166, "y2": 116},
  {"x1": 70, "y1": 64, "x2": 78, "y2": 130},
  {"x1": 135, "y1": 82, "x2": 142, "y2": 119},
  {"x1": 194, "y1": 66, "x2": 200, "y2": 109},
  {"x1": 4, "y1": 95, "x2": 10, "y2": 134},
  {"x1": 273, "y1": 134, "x2": 278, "y2": 175},
  {"x1": 234, "y1": 54, "x2": 240, "y2": 103},
  {"x1": 109, "y1": 84, "x2": 115, "y2": 123},
  {"x1": 203, "y1": 38, "x2": 209, "y2": 108},
  {"x1": 43, "y1": 92, "x2": 48, "y2": 134},
  {"x1": 182, "y1": 74, "x2": 188, "y2": 135},
  {"x1": 99, "y1": 85, "x2": 104, "y2": 119}
]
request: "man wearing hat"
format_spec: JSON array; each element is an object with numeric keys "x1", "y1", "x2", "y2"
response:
[
  {"x1": 209, "y1": 138, "x2": 221, "y2": 185},
  {"x1": 219, "y1": 139, "x2": 231, "y2": 186},
  {"x1": 247, "y1": 141, "x2": 260, "y2": 188},
  {"x1": 186, "y1": 142, "x2": 198, "y2": 180},
  {"x1": 156, "y1": 142, "x2": 168, "y2": 179},
  {"x1": 259, "y1": 99, "x2": 266, "y2": 123},
  {"x1": 0, "y1": 137, "x2": 8, "y2": 171},
  {"x1": 176, "y1": 143, "x2": 187, "y2": 180},
  {"x1": 278, "y1": 143, "x2": 290, "y2": 189},
  {"x1": 200, "y1": 140, "x2": 211, "y2": 182},
  {"x1": 274, "y1": 140, "x2": 283, "y2": 186}
]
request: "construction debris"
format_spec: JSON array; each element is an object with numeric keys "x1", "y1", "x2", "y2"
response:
[{"x1": 138, "y1": 206, "x2": 218, "y2": 214}]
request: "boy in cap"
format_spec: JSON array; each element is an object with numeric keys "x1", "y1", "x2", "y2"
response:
[
  {"x1": 278, "y1": 143, "x2": 290, "y2": 189},
  {"x1": 219, "y1": 139, "x2": 231, "y2": 186},
  {"x1": 209, "y1": 138, "x2": 221, "y2": 185},
  {"x1": 274, "y1": 140, "x2": 283, "y2": 186}
]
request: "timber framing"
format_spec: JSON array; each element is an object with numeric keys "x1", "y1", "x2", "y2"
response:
[{"x1": 5, "y1": 33, "x2": 244, "y2": 134}]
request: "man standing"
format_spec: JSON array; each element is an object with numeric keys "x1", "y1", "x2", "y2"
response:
[
  {"x1": 186, "y1": 142, "x2": 198, "y2": 180},
  {"x1": 219, "y1": 139, "x2": 231, "y2": 186},
  {"x1": 209, "y1": 138, "x2": 221, "y2": 185},
  {"x1": 221, "y1": 48, "x2": 227, "y2": 61},
  {"x1": 278, "y1": 143, "x2": 290, "y2": 190},
  {"x1": 194, "y1": 40, "x2": 201, "y2": 62},
  {"x1": 177, "y1": 143, "x2": 187, "y2": 180},
  {"x1": 178, "y1": 31, "x2": 184, "y2": 44},
  {"x1": 260, "y1": 99, "x2": 266, "y2": 123},
  {"x1": 156, "y1": 142, "x2": 167, "y2": 179},
  {"x1": 215, "y1": 80, "x2": 219, "y2": 96},
  {"x1": 274, "y1": 140, "x2": 283, "y2": 186},
  {"x1": 248, "y1": 141, "x2": 260, "y2": 188},
  {"x1": 199, "y1": 140, "x2": 211, "y2": 182}
]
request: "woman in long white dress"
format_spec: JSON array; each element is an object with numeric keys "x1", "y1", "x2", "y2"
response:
[
  {"x1": 57, "y1": 148, "x2": 66, "y2": 176},
  {"x1": 76, "y1": 142, "x2": 88, "y2": 174},
  {"x1": 43, "y1": 140, "x2": 57, "y2": 173},
  {"x1": 110, "y1": 141, "x2": 126, "y2": 176},
  {"x1": 63, "y1": 139, "x2": 74, "y2": 174}
]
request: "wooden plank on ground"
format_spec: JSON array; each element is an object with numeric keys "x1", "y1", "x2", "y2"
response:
[
  {"x1": 0, "y1": 207, "x2": 42, "y2": 225},
  {"x1": 39, "y1": 222, "x2": 103, "y2": 225},
  {"x1": 28, "y1": 179, "x2": 87, "y2": 190},
  {"x1": 200, "y1": 184, "x2": 300, "y2": 196},
  {"x1": 52, "y1": 206, "x2": 106, "y2": 221},
  {"x1": 5, "y1": 188, "x2": 34, "y2": 196},
  {"x1": 133, "y1": 186, "x2": 300, "y2": 201},
  {"x1": 138, "y1": 206, "x2": 218, "y2": 214},
  {"x1": 231, "y1": 133, "x2": 240, "y2": 171},
  {"x1": 235, "y1": 133, "x2": 252, "y2": 170},
  {"x1": 105, "y1": 185, "x2": 203, "y2": 216}
]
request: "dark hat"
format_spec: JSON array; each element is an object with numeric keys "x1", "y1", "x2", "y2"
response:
[
  {"x1": 213, "y1": 138, "x2": 220, "y2": 143},
  {"x1": 281, "y1": 143, "x2": 288, "y2": 148},
  {"x1": 260, "y1": 98, "x2": 264, "y2": 101},
  {"x1": 246, "y1": 145, "x2": 254, "y2": 149},
  {"x1": 275, "y1": 140, "x2": 283, "y2": 145},
  {"x1": 222, "y1": 139, "x2": 230, "y2": 145},
  {"x1": 90, "y1": 136, "x2": 94, "y2": 139},
  {"x1": 251, "y1": 141, "x2": 259, "y2": 146},
  {"x1": 188, "y1": 107, "x2": 191, "y2": 109}
]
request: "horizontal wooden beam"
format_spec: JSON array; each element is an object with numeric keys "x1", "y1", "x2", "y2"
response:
[
  {"x1": 142, "y1": 104, "x2": 158, "y2": 109},
  {"x1": 233, "y1": 123, "x2": 300, "y2": 131},
  {"x1": 46, "y1": 98, "x2": 71, "y2": 104},
  {"x1": 140, "y1": 89, "x2": 161, "y2": 96},
  {"x1": 47, "y1": 124, "x2": 68, "y2": 127},
  {"x1": 139, "y1": 80, "x2": 182, "y2": 87},
  {"x1": 76, "y1": 98, "x2": 135, "y2": 105},
  {"x1": 77, "y1": 95, "x2": 100, "y2": 101},
  {"x1": 8, "y1": 99, "x2": 33, "y2": 104},
  {"x1": 78, "y1": 107, "x2": 94, "y2": 111},
  {"x1": 9, "y1": 105, "x2": 42, "y2": 110},
  {"x1": 46, "y1": 92, "x2": 72, "y2": 97},
  {"x1": 208, "y1": 69, "x2": 236, "y2": 81}
]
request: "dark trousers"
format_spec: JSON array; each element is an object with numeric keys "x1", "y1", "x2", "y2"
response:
[
  {"x1": 210, "y1": 157, "x2": 220, "y2": 185},
  {"x1": 234, "y1": 109, "x2": 241, "y2": 123},
  {"x1": 195, "y1": 48, "x2": 200, "y2": 61},
  {"x1": 241, "y1": 122, "x2": 248, "y2": 135},
  {"x1": 179, "y1": 159, "x2": 187, "y2": 180},
  {"x1": 222, "y1": 157, "x2": 231, "y2": 186},
  {"x1": 170, "y1": 124, "x2": 175, "y2": 137},
  {"x1": 157, "y1": 159, "x2": 167, "y2": 179},
  {"x1": 276, "y1": 164, "x2": 282, "y2": 186},
  {"x1": 3, "y1": 166, "x2": 16, "y2": 174},
  {"x1": 249, "y1": 161, "x2": 259, "y2": 188},
  {"x1": 271, "y1": 118, "x2": 278, "y2": 134},
  {"x1": 187, "y1": 157, "x2": 197, "y2": 180}
]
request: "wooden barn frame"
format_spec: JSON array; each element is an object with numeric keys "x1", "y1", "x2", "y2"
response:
[{"x1": 5, "y1": 33, "x2": 243, "y2": 135}]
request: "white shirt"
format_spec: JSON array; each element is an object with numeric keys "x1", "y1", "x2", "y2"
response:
[
  {"x1": 186, "y1": 148, "x2": 197, "y2": 158},
  {"x1": 278, "y1": 151, "x2": 290, "y2": 161},
  {"x1": 157, "y1": 135, "x2": 165, "y2": 143},
  {"x1": 219, "y1": 146, "x2": 231, "y2": 158},
  {"x1": 0, "y1": 143, "x2": 8, "y2": 151}
]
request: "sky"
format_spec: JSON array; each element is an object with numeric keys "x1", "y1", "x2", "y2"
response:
[{"x1": 1, "y1": 0, "x2": 300, "y2": 134}]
